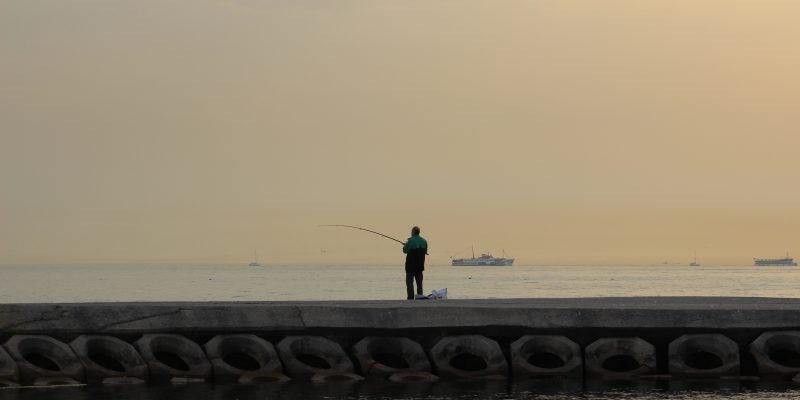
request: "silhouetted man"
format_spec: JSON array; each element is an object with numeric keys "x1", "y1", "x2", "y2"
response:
[{"x1": 402, "y1": 226, "x2": 428, "y2": 300}]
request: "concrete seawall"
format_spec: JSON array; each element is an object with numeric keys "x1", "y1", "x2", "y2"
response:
[
  {"x1": 6, "y1": 297, "x2": 800, "y2": 332},
  {"x1": 2, "y1": 297, "x2": 800, "y2": 386}
]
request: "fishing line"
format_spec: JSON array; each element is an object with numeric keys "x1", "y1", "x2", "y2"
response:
[{"x1": 318, "y1": 225, "x2": 405, "y2": 245}]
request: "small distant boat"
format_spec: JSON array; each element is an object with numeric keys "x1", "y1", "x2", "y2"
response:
[
  {"x1": 754, "y1": 252, "x2": 797, "y2": 266},
  {"x1": 452, "y1": 246, "x2": 514, "y2": 266},
  {"x1": 689, "y1": 250, "x2": 700, "y2": 267},
  {"x1": 249, "y1": 250, "x2": 261, "y2": 267}
]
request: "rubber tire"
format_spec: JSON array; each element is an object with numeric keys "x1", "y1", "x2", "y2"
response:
[
  {"x1": 3, "y1": 335, "x2": 84, "y2": 384},
  {"x1": 134, "y1": 334, "x2": 212, "y2": 383},
  {"x1": 70, "y1": 335, "x2": 148, "y2": 383},
  {"x1": 428, "y1": 335, "x2": 508, "y2": 379}
]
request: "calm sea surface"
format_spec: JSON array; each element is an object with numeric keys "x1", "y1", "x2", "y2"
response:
[
  {"x1": 1, "y1": 264, "x2": 800, "y2": 400},
  {"x1": 3, "y1": 379, "x2": 800, "y2": 400},
  {"x1": 0, "y1": 264, "x2": 799, "y2": 302}
]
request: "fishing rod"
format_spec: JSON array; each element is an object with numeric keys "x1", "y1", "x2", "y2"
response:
[{"x1": 318, "y1": 225, "x2": 406, "y2": 245}]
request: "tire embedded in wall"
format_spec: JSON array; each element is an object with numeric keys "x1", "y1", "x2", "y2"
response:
[
  {"x1": 428, "y1": 335, "x2": 508, "y2": 379},
  {"x1": 351, "y1": 336, "x2": 431, "y2": 378},
  {"x1": 133, "y1": 334, "x2": 212, "y2": 383},
  {"x1": 69, "y1": 335, "x2": 148, "y2": 383},
  {"x1": 669, "y1": 334, "x2": 739, "y2": 378},
  {"x1": 204, "y1": 334, "x2": 288, "y2": 383},
  {"x1": 584, "y1": 337, "x2": 656, "y2": 380},
  {"x1": 749, "y1": 331, "x2": 800, "y2": 379},
  {"x1": 276, "y1": 336, "x2": 355, "y2": 379},
  {"x1": 510, "y1": 335, "x2": 582, "y2": 379},
  {"x1": 3, "y1": 335, "x2": 84, "y2": 384}
]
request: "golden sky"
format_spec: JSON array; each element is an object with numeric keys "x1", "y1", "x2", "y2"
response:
[{"x1": 2, "y1": 1, "x2": 800, "y2": 265}]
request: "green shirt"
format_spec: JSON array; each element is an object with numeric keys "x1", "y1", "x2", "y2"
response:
[{"x1": 403, "y1": 235, "x2": 428, "y2": 254}]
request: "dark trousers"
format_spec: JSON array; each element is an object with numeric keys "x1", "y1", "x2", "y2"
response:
[{"x1": 406, "y1": 271, "x2": 423, "y2": 300}]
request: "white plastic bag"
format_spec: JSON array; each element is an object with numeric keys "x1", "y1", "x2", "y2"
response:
[{"x1": 430, "y1": 288, "x2": 447, "y2": 300}]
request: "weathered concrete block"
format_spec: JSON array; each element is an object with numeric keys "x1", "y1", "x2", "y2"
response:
[
  {"x1": 3, "y1": 335, "x2": 84, "y2": 383},
  {"x1": 133, "y1": 334, "x2": 212, "y2": 383},
  {"x1": 585, "y1": 337, "x2": 656, "y2": 379},
  {"x1": 204, "y1": 334, "x2": 287, "y2": 383},
  {"x1": 69, "y1": 335, "x2": 148, "y2": 383},
  {"x1": 669, "y1": 334, "x2": 739, "y2": 378},
  {"x1": 276, "y1": 336, "x2": 354, "y2": 378},
  {"x1": 510, "y1": 335, "x2": 582, "y2": 379},
  {"x1": 0, "y1": 345, "x2": 19, "y2": 382},
  {"x1": 428, "y1": 335, "x2": 508, "y2": 379},
  {"x1": 749, "y1": 331, "x2": 800, "y2": 378},
  {"x1": 351, "y1": 336, "x2": 431, "y2": 377}
]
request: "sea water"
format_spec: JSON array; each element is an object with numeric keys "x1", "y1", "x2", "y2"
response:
[
  {"x1": 1, "y1": 263, "x2": 800, "y2": 400},
  {"x1": 3, "y1": 378, "x2": 800, "y2": 400},
  {"x1": 0, "y1": 264, "x2": 799, "y2": 302}
]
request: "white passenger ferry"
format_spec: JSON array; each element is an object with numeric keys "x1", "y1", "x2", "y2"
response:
[
  {"x1": 451, "y1": 247, "x2": 514, "y2": 266},
  {"x1": 754, "y1": 254, "x2": 797, "y2": 266}
]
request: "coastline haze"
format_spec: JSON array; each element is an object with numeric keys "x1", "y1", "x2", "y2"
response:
[{"x1": 2, "y1": 1, "x2": 800, "y2": 265}]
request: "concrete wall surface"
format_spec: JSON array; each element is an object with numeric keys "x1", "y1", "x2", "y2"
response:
[
  {"x1": 2, "y1": 297, "x2": 800, "y2": 335},
  {"x1": 2, "y1": 298, "x2": 800, "y2": 385}
]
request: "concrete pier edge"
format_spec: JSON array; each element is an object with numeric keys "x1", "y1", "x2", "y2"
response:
[
  {"x1": 3, "y1": 297, "x2": 800, "y2": 383},
  {"x1": 1, "y1": 297, "x2": 800, "y2": 335}
]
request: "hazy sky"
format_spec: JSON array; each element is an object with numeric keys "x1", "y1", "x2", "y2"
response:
[{"x1": 2, "y1": 1, "x2": 800, "y2": 265}]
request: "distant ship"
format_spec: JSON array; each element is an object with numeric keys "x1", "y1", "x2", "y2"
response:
[
  {"x1": 689, "y1": 250, "x2": 700, "y2": 267},
  {"x1": 451, "y1": 246, "x2": 514, "y2": 266},
  {"x1": 249, "y1": 249, "x2": 261, "y2": 267},
  {"x1": 754, "y1": 253, "x2": 797, "y2": 266}
]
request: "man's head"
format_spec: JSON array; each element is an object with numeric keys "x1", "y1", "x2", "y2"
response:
[{"x1": 411, "y1": 226, "x2": 420, "y2": 236}]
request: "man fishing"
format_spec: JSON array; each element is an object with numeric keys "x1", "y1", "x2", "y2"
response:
[
  {"x1": 403, "y1": 226, "x2": 428, "y2": 300},
  {"x1": 319, "y1": 224, "x2": 429, "y2": 299}
]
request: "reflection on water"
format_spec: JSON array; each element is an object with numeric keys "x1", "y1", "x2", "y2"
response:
[{"x1": 3, "y1": 379, "x2": 800, "y2": 400}]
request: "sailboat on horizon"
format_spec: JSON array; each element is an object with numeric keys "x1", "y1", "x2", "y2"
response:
[
  {"x1": 249, "y1": 250, "x2": 261, "y2": 267},
  {"x1": 689, "y1": 250, "x2": 700, "y2": 267}
]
